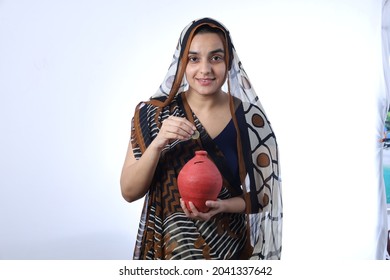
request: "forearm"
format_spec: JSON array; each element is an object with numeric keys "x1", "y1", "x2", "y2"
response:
[
  {"x1": 221, "y1": 196, "x2": 246, "y2": 213},
  {"x1": 120, "y1": 143, "x2": 162, "y2": 202}
]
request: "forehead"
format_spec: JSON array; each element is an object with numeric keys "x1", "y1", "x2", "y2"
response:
[{"x1": 189, "y1": 33, "x2": 225, "y2": 51}]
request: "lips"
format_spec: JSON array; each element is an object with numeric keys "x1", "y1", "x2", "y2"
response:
[{"x1": 196, "y1": 77, "x2": 215, "y2": 86}]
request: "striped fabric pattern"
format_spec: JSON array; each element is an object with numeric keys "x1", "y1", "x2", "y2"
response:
[
  {"x1": 130, "y1": 18, "x2": 282, "y2": 260},
  {"x1": 132, "y1": 97, "x2": 247, "y2": 259}
]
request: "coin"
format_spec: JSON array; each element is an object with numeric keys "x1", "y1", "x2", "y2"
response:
[{"x1": 191, "y1": 130, "x2": 200, "y2": 139}]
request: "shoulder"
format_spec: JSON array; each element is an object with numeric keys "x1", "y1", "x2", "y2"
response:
[{"x1": 134, "y1": 94, "x2": 183, "y2": 123}]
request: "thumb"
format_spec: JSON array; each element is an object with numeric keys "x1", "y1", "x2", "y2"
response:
[{"x1": 205, "y1": 200, "x2": 219, "y2": 208}]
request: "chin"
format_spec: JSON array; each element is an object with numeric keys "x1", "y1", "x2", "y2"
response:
[
  {"x1": 198, "y1": 91, "x2": 218, "y2": 96},
  {"x1": 193, "y1": 87, "x2": 220, "y2": 95}
]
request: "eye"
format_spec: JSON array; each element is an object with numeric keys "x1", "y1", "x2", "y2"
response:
[
  {"x1": 188, "y1": 56, "x2": 199, "y2": 63},
  {"x1": 211, "y1": 55, "x2": 224, "y2": 62}
]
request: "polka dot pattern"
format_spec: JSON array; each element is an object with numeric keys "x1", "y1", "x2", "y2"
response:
[
  {"x1": 257, "y1": 153, "x2": 270, "y2": 167},
  {"x1": 252, "y1": 114, "x2": 264, "y2": 128}
]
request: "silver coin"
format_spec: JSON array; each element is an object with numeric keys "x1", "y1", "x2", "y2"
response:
[{"x1": 191, "y1": 130, "x2": 200, "y2": 139}]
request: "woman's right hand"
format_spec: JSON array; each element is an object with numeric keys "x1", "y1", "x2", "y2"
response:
[
  {"x1": 151, "y1": 116, "x2": 197, "y2": 150},
  {"x1": 120, "y1": 116, "x2": 196, "y2": 203}
]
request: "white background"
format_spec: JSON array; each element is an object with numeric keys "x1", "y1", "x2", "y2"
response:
[{"x1": 0, "y1": 0, "x2": 388, "y2": 260}]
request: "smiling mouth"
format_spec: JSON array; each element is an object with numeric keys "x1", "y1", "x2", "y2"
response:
[
  {"x1": 196, "y1": 78, "x2": 215, "y2": 86},
  {"x1": 196, "y1": 77, "x2": 215, "y2": 84}
]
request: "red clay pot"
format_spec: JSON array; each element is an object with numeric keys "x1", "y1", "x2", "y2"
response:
[{"x1": 177, "y1": 150, "x2": 222, "y2": 213}]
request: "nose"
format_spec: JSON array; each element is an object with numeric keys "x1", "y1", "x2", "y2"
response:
[{"x1": 199, "y1": 60, "x2": 211, "y2": 74}]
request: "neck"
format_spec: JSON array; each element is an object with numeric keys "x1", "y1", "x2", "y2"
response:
[{"x1": 185, "y1": 90, "x2": 227, "y2": 112}]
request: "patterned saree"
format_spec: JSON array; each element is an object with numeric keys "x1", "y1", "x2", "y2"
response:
[{"x1": 130, "y1": 18, "x2": 282, "y2": 260}]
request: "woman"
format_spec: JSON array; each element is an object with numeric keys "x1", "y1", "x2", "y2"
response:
[{"x1": 120, "y1": 18, "x2": 282, "y2": 260}]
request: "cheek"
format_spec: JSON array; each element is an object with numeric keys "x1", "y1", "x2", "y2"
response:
[
  {"x1": 216, "y1": 65, "x2": 227, "y2": 79},
  {"x1": 185, "y1": 65, "x2": 195, "y2": 78}
]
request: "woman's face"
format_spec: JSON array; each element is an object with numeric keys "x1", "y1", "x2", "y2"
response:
[{"x1": 185, "y1": 32, "x2": 227, "y2": 96}]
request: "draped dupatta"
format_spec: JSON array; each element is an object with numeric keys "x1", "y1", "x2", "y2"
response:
[{"x1": 131, "y1": 18, "x2": 283, "y2": 259}]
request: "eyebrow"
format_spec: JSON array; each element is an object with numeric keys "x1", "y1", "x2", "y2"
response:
[{"x1": 188, "y1": 48, "x2": 225, "y2": 55}]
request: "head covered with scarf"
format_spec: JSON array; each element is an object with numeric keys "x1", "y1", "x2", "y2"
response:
[{"x1": 132, "y1": 17, "x2": 282, "y2": 259}]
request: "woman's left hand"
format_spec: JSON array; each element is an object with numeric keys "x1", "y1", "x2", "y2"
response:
[
  {"x1": 180, "y1": 199, "x2": 225, "y2": 221},
  {"x1": 180, "y1": 196, "x2": 246, "y2": 221}
]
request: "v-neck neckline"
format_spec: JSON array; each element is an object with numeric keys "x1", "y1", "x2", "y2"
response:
[{"x1": 180, "y1": 92, "x2": 232, "y2": 140}]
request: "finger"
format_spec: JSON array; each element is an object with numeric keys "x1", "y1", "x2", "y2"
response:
[
  {"x1": 161, "y1": 122, "x2": 191, "y2": 140},
  {"x1": 168, "y1": 116, "x2": 196, "y2": 130},
  {"x1": 205, "y1": 200, "x2": 218, "y2": 209},
  {"x1": 188, "y1": 204, "x2": 212, "y2": 221},
  {"x1": 189, "y1": 201, "x2": 205, "y2": 218},
  {"x1": 180, "y1": 199, "x2": 191, "y2": 216},
  {"x1": 159, "y1": 124, "x2": 189, "y2": 141},
  {"x1": 165, "y1": 116, "x2": 196, "y2": 136},
  {"x1": 202, "y1": 201, "x2": 222, "y2": 219}
]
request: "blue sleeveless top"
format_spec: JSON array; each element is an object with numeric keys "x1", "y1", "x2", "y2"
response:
[{"x1": 212, "y1": 105, "x2": 244, "y2": 188}]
